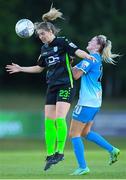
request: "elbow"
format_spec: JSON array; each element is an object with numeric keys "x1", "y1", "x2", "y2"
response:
[
  {"x1": 72, "y1": 68, "x2": 81, "y2": 80},
  {"x1": 73, "y1": 74, "x2": 80, "y2": 80},
  {"x1": 38, "y1": 69, "x2": 43, "y2": 73},
  {"x1": 36, "y1": 66, "x2": 44, "y2": 73}
]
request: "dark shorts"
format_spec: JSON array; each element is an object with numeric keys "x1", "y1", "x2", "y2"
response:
[{"x1": 45, "y1": 84, "x2": 76, "y2": 105}]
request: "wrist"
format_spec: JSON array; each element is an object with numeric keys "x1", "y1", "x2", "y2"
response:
[{"x1": 20, "y1": 66, "x2": 23, "y2": 72}]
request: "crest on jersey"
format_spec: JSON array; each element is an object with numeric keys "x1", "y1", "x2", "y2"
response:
[
  {"x1": 54, "y1": 46, "x2": 58, "y2": 52},
  {"x1": 82, "y1": 61, "x2": 90, "y2": 68}
]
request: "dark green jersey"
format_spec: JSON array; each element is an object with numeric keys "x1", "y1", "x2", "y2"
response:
[{"x1": 37, "y1": 37, "x2": 78, "y2": 87}]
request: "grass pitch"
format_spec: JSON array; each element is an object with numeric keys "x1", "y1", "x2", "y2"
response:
[{"x1": 0, "y1": 139, "x2": 125, "y2": 179}]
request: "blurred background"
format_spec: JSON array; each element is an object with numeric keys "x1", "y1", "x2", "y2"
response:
[{"x1": 0, "y1": 0, "x2": 126, "y2": 148}]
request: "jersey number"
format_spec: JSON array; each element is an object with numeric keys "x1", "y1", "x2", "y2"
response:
[
  {"x1": 74, "y1": 105, "x2": 82, "y2": 114},
  {"x1": 98, "y1": 65, "x2": 103, "y2": 82}
]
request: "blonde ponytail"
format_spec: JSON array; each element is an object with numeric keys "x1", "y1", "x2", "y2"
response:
[
  {"x1": 97, "y1": 35, "x2": 120, "y2": 65},
  {"x1": 42, "y1": 7, "x2": 63, "y2": 22},
  {"x1": 34, "y1": 6, "x2": 63, "y2": 36}
]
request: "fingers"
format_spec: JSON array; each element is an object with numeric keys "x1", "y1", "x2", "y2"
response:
[
  {"x1": 6, "y1": 69, "x2": 15, "y2": 74},
  {"x1": 5, "y1": 63, "x2": 17, "y2": 68},
  {"x1": 5, "y1": 65, "x2": 16, "y2": 74},
  {"x1": 5, "y1": 63, "x2": 17, "y2": 70},
  {"x1": 5, "y1": 62, "x2": 19, "y2": 74},
  {"x1": 6, "y1": 68, "x2": 16, "y2": 73},
  {"x1": 6, "y1": 65, "x2": 13, "y2": 68},
  {"x1": 12, "y1": 63, "x2": 17, "y2": 65},
  {"x1": 88, "y1": 56, "x2": 96, "y2": 61},
  {"x1": 90, "y1": 56, "x2": 96, "y2": 61}
]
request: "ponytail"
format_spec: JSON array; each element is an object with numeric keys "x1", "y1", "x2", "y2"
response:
[
  {"x1": 34, "y1": 6, "x2": 63, "y2": 35},
  {"x1": 42, "y1": 7, "x2": 63, "y2": 22},
  {"x1": 97, "y1": 35, "x2": 120, "y2": 65}
]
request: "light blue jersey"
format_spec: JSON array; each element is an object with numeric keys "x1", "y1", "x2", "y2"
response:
[{"x1": 75, "y1": 53, "x2": 102, "y2": 107}]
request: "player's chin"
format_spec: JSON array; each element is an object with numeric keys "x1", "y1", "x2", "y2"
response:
[
  {"x1": 86, "y1": 46, "x2": 92, "y2": 53},
  {"x1": 86, "y1": 46, "x2": 90, "y2": 51},
  {"x1": 41, "y1": 39, "x2": 47, "y2": 43}
]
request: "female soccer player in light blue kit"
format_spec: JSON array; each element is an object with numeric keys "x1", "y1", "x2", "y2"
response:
[{"x1": 69, "y1": 35, "x2": 120, "y2": 175}]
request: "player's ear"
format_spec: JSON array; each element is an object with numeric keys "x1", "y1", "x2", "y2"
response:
[
  {"x1": 49, "y1": 29, "x2": 53, "y2": 34},
  {"x1": 97, "y1": 44, "x2": 101, "y2": 52}
]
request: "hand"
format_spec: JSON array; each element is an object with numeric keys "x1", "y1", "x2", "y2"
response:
[{"x1": 6, "y1": 63, "x2": 22, "y2": 74}]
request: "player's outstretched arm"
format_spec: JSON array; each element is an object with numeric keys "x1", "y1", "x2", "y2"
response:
[
  {"x1": 75, "y1": 49, "x2": 95, "y2": 60},
  {"x1": 6, "y1": 63, "x2": 44, "y2": 74}
]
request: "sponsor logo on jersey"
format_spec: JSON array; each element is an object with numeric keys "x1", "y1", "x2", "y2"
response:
[
  {"x1": 82, "y1": 61, "x2": 90, "y2": 68},
  {"x1": 69, "y1": 42, "x2": 77, "y2": 48},
  {"x1": 47, "y1": 56, "x2": 60, "y2": 66},
  {"x1": 42, "y1": 52, "x2": 48, "y2": 55}
]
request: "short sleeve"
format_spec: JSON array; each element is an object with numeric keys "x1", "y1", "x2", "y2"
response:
[
  {"x1": 63, "y1": 38, "x2": 79, "y2": 56},
  {"x1": 75, "y1": 59, "x2": 93, "y2": 74}
]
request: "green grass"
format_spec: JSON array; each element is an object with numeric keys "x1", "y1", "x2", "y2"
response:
[
  {"x1": 0, "y1": 150, "x2": 125, "y2": 179},
  {"x1": 0, "y1": 139, "x2": 125, "y2": 179},
  {"x1": 0, "y1": 90, "x2": 126, "y2": 179}
]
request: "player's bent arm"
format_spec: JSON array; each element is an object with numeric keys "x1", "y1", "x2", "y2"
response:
[
  {"x1": 72, "y1": 67, "x2": 84, "y2": 80},
  {"x1": 75, "y1": 49, "x2": 95, "y2": 60}
]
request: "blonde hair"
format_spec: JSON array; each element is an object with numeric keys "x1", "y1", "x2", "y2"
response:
[
  {"x1": 97, "y1": 35, "x2": 119, "y2": 65},
  {"x1": 34, "y1": 6, "x2": 63, "y2": 35},
  {"x1": 42, "y1": 6, "x2": 63, "y2": 22}
]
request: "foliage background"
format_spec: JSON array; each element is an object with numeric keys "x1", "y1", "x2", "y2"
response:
[
  {"x1": 0, "y1": 1, "x2": 126, "y2": 178},
  {"x1": 0, "y1": 0, "x2": 126, "y2": 98}
]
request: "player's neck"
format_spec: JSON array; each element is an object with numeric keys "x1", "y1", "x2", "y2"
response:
[{"x1": 89, "y1": 50, "x2": 99, "y2": 54}]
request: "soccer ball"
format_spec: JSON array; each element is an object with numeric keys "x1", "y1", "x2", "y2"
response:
[{"x1": 15, "y1": 19, "x2": 34, "y2": 38}]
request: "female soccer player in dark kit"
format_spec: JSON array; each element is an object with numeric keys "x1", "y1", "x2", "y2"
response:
[{"x1": 6, "y1": 6, "x2": 95, "y2": 171}]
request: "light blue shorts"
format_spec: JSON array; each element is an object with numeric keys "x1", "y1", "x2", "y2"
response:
[{"x1": 72, "y1": 105, "x2": 100, "y2": 123}]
